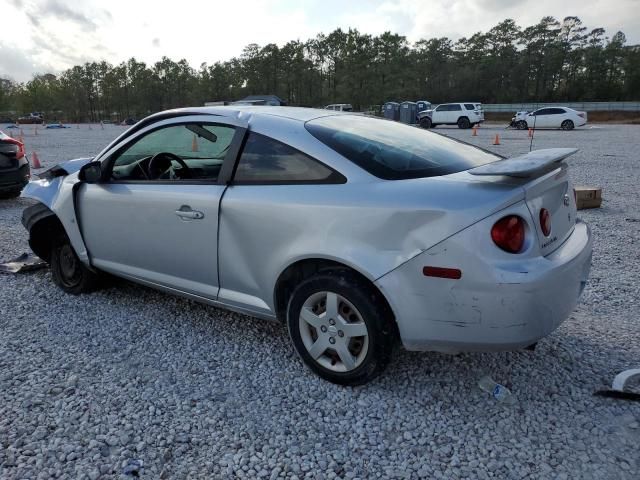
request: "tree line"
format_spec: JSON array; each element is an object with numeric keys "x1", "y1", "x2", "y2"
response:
[{"x1": 0, "y1": 16, "x2": 638, "y2": 122}]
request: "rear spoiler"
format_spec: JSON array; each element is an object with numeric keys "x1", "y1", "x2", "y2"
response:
[{"x1": 469, "y1": 148, "x2": 578, "y2": 178}]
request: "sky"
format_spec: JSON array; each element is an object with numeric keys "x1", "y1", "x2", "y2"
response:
[{"x1": 1, "y1": 0, "x2": 639, "y2": 82}]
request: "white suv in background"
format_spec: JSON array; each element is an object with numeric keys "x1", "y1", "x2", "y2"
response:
[{"x1": 418, "y1": 103, "x2": 484, "y2": 129}]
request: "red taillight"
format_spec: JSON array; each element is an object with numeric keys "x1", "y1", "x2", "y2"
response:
[
  {"x1": 491, "y1": 215, "x2": 525, "y2": 253},
  {"x1": 539, "y1": 208, "x2": 551, "y2": 236},
  {"x1": 4, "y1": 137, "x2": 25, "y2": 159}
]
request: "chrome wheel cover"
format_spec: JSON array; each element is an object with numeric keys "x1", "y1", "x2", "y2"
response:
[{"x1": 298, "y1": 291, "x2": 369, "y2": 372}]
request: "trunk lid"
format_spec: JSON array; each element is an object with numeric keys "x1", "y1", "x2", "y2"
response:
[{"x1": 469, "y1": 148, "x2": 578, "y2": 256}]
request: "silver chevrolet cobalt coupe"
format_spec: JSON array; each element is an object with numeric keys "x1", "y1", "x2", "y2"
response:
[{"x1": 22, "y1": 107, "x2": 592, "y2": 385}]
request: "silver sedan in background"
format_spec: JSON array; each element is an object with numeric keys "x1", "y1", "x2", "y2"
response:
[{"x1": 21, "y1": 106, "x2": 592, "y2": 385}]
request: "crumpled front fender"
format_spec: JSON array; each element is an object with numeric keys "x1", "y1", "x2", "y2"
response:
[{"x1": 21, "y1": 160, "x2": 92, "y2": 265}]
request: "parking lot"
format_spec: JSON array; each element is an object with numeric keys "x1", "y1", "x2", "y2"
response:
[{"x1": 1, "y1": 122, "x2": 639, "y2": 479}]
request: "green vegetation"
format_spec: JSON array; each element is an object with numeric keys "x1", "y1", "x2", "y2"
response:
[{"x1": 1, "y1": 16, "x2": 638, "y2": 121}]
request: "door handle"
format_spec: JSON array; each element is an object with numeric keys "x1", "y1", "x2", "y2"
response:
[{"x1": 175, "y1": 206, "x2": 204, "y2": 220}]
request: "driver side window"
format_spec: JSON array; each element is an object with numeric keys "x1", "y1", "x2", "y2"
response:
[{"x1": 110, "y1": 123, "x2": 236, "y2": 182}]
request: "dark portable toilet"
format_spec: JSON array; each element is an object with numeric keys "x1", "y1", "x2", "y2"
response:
[
  {"x1": 399, "y1": 101, "x2": 417, "y2": 124},
  {"x1": 383, "y1": 102, "x2": 400, "y2": 121},
  {"x1": 417, "y1": 100, "x2": 431, "y2": 113}
]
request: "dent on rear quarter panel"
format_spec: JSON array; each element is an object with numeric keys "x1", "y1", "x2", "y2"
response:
[
  {"x1": 21, "y1": 174, "x2": 90, "y2": 264},
  {"x1": 217, "y1": 178, "x2": 524, "y2": 312}
]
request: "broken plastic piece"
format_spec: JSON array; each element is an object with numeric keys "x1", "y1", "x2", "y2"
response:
[
  {"x1": 594, "y1": 368, "x2": 640, "y2": 402},
  {"x1": 0, "y1": 252, "x2": 47, "y2": 274},
  {"x1": 478, "y1": 375, "x2": 516, "y2": 404}
]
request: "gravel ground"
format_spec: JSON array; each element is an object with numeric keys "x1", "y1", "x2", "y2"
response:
[{"x1": 0, "y1": 122, "x2": 639, "y2": 479}]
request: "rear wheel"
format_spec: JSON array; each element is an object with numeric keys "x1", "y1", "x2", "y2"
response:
[
  {"x1": 419, "y1": 117, "x2": 432, "y2": 129},
  {"x1": 561, "y1": 120, "x2": 574, "y2": 131},
  {"x1": 51, "y1": 236, "x2": 100, "y2": 294},
  {"x1": 457, "y1": 117, "x2": 471, "y2": 129},
  {"x1": 287, "y1": 270, "x2": 395, "y2": 385}
]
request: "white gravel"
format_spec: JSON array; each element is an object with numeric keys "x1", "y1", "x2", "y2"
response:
[{"x1": 0, "y1": 122, "x2": 639, "y2": 479}]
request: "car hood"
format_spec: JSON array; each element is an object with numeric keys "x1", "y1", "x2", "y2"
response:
[{"x1": 45, "y1": 157, "x2": 94, "y2": 176}]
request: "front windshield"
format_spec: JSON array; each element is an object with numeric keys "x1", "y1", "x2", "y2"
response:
[{"x1": 305, "y1": 115, "x2": 499, "y2": 180}]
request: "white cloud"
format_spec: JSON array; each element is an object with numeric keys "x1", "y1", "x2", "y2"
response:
[{"x1": 1, "y1": 0, "x2": 638, "y2": 81}]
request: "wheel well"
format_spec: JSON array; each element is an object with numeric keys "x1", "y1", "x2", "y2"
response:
[
  {"x1": 27, "y1": 210, "x2": 65, "y2": 263},
  {"x1": 274, "y1": 258, "x2": 399, "y2": 337},
  {"x1": 458, "y1": 116, "x2": 470, "y2": 123}
]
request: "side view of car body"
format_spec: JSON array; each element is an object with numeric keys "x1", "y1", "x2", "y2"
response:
[
  {"x1": 514, "y1": 107, "x2": 587, "y2": 130},
  {"x1": 0, "y1": 131, "x2": 30, "y2": 198},
  {"x1": 418, "y1": 102, "x2": 484, "y2": 129},
  {"x1": 21, "y1": 106, "x2": 592, "y2": 385}
]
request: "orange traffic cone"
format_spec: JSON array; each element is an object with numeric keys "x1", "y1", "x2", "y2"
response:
[
  {"x1": 528, "y1": 128, "x2": 533, "y2": 138},
  {"x1": 472, "y1": 126, "x2": 478, "y2": 136},
  {"x1": 31, "y1": 151, "x2": 42, "y2": 169},
  {"x1": 493, "y1": 134, "x2": 500, "y2": 145},
  {"x1": 191, "y1": 134, "x2": 199, "y2": 152}
]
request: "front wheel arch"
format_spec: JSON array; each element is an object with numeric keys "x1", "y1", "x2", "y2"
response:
[{"x1": 22, "y1": 203, "x2": 65, "y2": 263}]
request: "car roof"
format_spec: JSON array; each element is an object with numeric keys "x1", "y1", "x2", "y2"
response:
[{"x1": 162, "y1": 106, "x2": 339, "y2": 123}]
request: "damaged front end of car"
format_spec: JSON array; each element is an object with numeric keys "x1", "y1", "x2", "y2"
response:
[{"x1": 21, "y1": 157, "x2": 94, "y2": 265}]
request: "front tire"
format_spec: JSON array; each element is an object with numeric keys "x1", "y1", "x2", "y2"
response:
[
  {"x1": 561, "y1": 120, "x2": 574, "y2": 130},
  {"x1": 516, "y1": 120, "x2": 528, "y2": 130},
  {"x1": 286, "y1": 270, "x2": 395, "y2": 386},
  {"x1": 419, "y1": 117, "x2": 432, "y2": 129},
  {"x1": 51, "y1": 236, "x2": 100, "y2": 294}
]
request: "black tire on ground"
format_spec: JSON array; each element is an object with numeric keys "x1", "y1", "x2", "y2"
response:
[
  {"x1": 516, "y1": 120, "x2": 528, "y2": 130},
  {"x1": 457, "y1": 117, "x2": 471, "y2": 129},
  {"x1": 419, "y1": 117, "x2": 432, "y2": 129},
  {"x1": 286, "y1": 269, "x2": 396, "y2": 386},
  {"x1": 561, "y1": 119, "x2": 574, "y2": 131},
  {"x1": 50, "y1": 235, "x2": 101, "y2": 294}
]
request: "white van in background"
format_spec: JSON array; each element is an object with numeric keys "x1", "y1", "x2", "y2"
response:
[{"x1": 324, "y1": 104, "x2": 353, "y2": 112}]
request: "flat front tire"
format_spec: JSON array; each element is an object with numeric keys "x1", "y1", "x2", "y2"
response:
[
  {"x1": 51, "y1": 236, "x2": 100, "y2": 294},
  {"x1": 287, "y1": 270, "x2": 395, "y2": 386}
]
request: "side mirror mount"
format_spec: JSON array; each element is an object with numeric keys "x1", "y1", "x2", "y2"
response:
[{"x1": 79, "y1": 161, "x2": 102, "y2": 183}]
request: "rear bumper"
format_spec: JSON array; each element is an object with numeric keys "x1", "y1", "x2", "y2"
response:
[
  {"x1": 376, "y1": 220, "x2": 592, "y2": 352},
  {"x1": 0, "y1": 164, "x2": 30, "y2": 192}
]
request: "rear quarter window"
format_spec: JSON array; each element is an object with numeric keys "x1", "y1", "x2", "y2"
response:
[
  {"x1": 234, "y1": 132, "x2": 344, "y2": 184},
  {"x1": 464, "y1": 104, "x2": 475, "y2": 110},
  {"x1": 305, "y1": 115, "x2": 499, "y2": 180}
]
